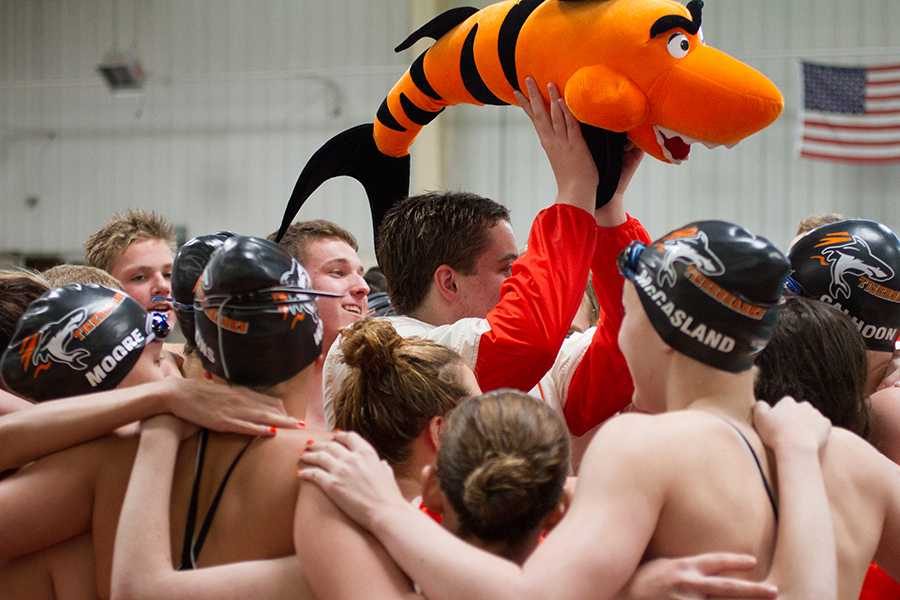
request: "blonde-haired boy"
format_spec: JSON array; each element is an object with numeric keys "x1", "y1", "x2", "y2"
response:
[{"x1": 84, "y1": 210, "x2": 175, "y2": 323}]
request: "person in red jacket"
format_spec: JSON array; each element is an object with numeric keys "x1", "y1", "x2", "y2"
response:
[{"x1": 322, "y1": 78, "x2": 648, "y2": 465}]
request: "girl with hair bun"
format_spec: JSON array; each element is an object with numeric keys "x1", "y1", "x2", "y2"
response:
[
  {"x1": 300, "y1": 321, "x2": 782, "y2": 599},
  {"x1": 426, "y1": 390, "x2": 570, "y2": 564},
  {"x1": 333, "y1": 318, "x2": 478, "y2": 475}
]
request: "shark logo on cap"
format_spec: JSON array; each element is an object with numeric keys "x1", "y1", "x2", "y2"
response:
[
  {"x1": 656, "y1": 230, "x2": 726, "y2": 288},
  {"x1": 280, "y1": 259, "x2": 310, "y2": 288},
  {"x1": 16, "y1": 308, "x2": 91, "y2": 375},
  {"x1": 815, "y1": 234, "x2": 894, "y2": 300}
]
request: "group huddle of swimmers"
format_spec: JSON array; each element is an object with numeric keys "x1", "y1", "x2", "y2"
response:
[{"x1": 0, "y1": 81, "x2": 898, "y2": 599}]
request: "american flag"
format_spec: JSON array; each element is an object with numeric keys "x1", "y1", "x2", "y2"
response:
[{"x1": 799, "y1": 61, "x2": 900, "y2": 164}]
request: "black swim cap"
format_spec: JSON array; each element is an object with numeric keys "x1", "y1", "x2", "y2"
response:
[
  {"x1": 194, "y1": 236, "x2": 340, "y2": 387},
  {"x1": 1, "y1": 284, "x2": 154, "y2": 401},
  {"x1": 618, "y1": 221, "x2": 789, "y2": 373},
  {"x1": 788, "y1": 220, "x2": 900, "y2": 352},
  {"x1": 172, "y1": 231, "x2": 236, "y2": 345}
]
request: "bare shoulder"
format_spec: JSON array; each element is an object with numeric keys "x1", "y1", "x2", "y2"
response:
[
  {"x1": 868, "y1": 386, "x2": 900, "y2": 462},
  {"x1": 588, "y1": 411, "x2": 736, "y2": 453},
  {"x1": 823, "y1": 427, "x2": 900, "y2": 522},
  {"x1": 265, "y1": 428, "x2": 337, "y2": 455},
  {"x1": 86, "y1": 433, "x2": 140, "y2": 487},
  {"x1": 55, "y1": 430, "x2": 138, "y2": 470},
  {"x1": 825, "y1": 427, "x2": 899, "y2": 482},
  {"x1": 581, "y1": 412, "x2": 731, "y2": 477},
  {"x1": 236, "y1": 428, "x2": 335, "y2": 481},
  {"x1": 871, "y1": 385, "x2": 900, "y2": 403},
  {"x1": 294, "y1": 465, "x2": 363, "y2": 546},
  {"x1": 0, "y1": 389, "x2": 32, "y2": 415}
]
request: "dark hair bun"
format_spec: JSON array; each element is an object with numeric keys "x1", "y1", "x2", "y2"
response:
[
  {"x1": 340, "y1": 319, "x2": 403, "y2": 376},
  {"x1": 462, "y1": 453, "x2": 532, "y2": 524}
]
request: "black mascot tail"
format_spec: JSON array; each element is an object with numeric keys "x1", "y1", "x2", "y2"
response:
[{"x1": 275, "y1": 124, "x2": 410, "y2": 243}]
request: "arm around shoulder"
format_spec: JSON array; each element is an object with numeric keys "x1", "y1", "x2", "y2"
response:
[
  {"x1": 868, "y1": 387, "x2": 900, "y2": 464},
  {"x1": 294, "y1": 482, "x2": 420, "y2": 600},
  {"x1": 0, "y1": 435, "x2": 106, "y2": 560},
  {"x1": 528, "y1": 413, "x2": 667, "y2": 599},
  {"x1": 865, "y1": 431, "x2": 900, "y2": 579},
  {"x1": 0, "y1": 389, "x2": 32, "y2": 415}
]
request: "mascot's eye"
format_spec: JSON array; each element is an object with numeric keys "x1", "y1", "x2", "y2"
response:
[{"x1": 667, "y1": 33, "x2": 690, "y2": 59}]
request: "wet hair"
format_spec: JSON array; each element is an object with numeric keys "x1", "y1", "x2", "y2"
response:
[
  {"x1": 376, "y1": 192, "x2": 510, "y2": 314},
  {"x1": 43, "y1": 264, "x2": 123, "y2": 289},
  {"x1": 0, "y1": 270, "x2": 50, "y2": 351},
  {"x1": 84, "y1": 209, "x2": 175, "y2": 273},
  {"x1": 334, "y1": 319, "x2": 469, "y2": 466},
  {"x1": 795, "y1": 213, "x2": 844, "y2": 236},
  {"x1": 267, "y1": 219, "x2": 358, "y2": 264},
  {"x1": 755, "y1": 296, "x2": 869, "y2": 437},
  {"x1": 437, "y1": 390, "x2": 569, "y2": 545}
]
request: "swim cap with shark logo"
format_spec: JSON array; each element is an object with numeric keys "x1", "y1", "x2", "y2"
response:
[
  {"x1": 788, "y1": 220, "x2": 900, "y2": 352},
  {"x1": 172, "y1": 231, "x2": 236, "y2": 345},
  {"x1": 194, "y1": 236, "x2": 341, "y2": 387},
  {"x1": 618, "y1": 220, "x2": 790, "y2": 373},
  {"x1": 1, "y1": 284, "x2": 155, "y2": 401}
]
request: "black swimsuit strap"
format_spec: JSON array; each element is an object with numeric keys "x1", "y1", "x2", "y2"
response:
[
  {"x1": 179, "y1": 429, "x2": 209, "y2": 570},
  {"x1": 720, "y1": 418, "x2": 780, "y2": 521},
  {"x1": 179, "y1": 430, "x2": 256, "y2": 570}
]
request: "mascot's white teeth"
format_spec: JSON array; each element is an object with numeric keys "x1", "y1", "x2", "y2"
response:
[
  {"x1": 653, "y1": 126, "x2": 731, "y2": 163},
  {"x1": 657, "y1": 126, "x2": 700, "y2": 146}
]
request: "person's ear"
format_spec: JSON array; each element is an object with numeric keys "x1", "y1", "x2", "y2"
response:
[
  {"x1": 539, "y1": 499, "x2": 567, "y2": 533},
  {"x1": 427, "y1": 416, "x2": 444, "y2": 451},
  {"x1": 433, "y1": 265, "x2": 459, "y2": 303},
  {"x1": 540, "y1": 476, "x2": 576, "y2": 533},
  {"x1": 421, "y1": 464, "x2": 444, "y2": 514}
]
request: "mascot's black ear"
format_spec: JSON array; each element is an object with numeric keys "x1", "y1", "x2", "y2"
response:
[
  {"x1": 395, "y1": 7, "x2": 479, "y2": 52},
  {"x1": 687, "y1": 0, "x2": 704, "y2": 27}
]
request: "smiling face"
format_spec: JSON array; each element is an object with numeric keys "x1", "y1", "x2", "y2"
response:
[
  {"x1": 109, "y1": 238, "x2": 174, "y2": 324},
  {"x1": 302, "y1": 237, "x2": 370, "y2": 353}
]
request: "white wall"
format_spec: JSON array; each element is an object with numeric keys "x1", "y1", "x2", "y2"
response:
[
  {"x1": 2, "y1": 0, "x2": 898, "y2": 266},
  {"x1": 1, "y1": 0, "x2": 410, "y2": 264}
]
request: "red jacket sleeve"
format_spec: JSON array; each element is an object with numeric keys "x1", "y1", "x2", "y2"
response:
[
  {"x1": 860, "y1": 564, "x2": 900, "y2": 600},
  {"x1": 474, "y1": 204, "x2": 597, "y2": 393},
  {"x1": 564, "y1": 215, "x2": 651, "y2": 435}
]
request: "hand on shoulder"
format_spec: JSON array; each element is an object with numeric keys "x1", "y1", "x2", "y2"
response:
[{"x1": 754, "y1": 397, "x2": 830, "y2": 455}]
